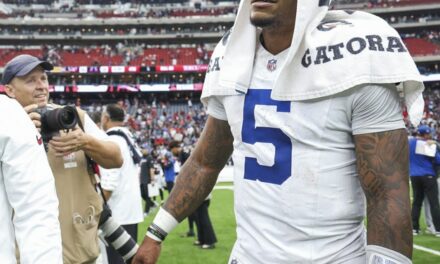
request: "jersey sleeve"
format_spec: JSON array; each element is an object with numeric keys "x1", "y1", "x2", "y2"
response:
[
  {"x1": 351, "y1": 84, "x2": 405, "y2": 135},
  {"x1": 206, "y1": 96, "x2": 228, "y2": 121},
  {"x1": 0, "y1": 98, "x2": 62, "y2": 263}
]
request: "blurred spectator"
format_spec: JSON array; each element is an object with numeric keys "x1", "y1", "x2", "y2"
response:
[
  {"x1": 161, "y1": 143, "x2": 176, "y2": 194},
  {"x1": 193, "y1": 193, "x2": 217, "y2": 249},
  {"x1": 408, "y1": 125, "x2": 440, "y2": 236},
  {"x1": 139, "y1": 149, "x2": 156, "y2": 217},
  {"x1": 169, "y1": 140, "x2": 196, "y2": 238}
]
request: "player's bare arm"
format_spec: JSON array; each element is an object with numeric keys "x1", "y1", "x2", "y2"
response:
[
  {"x1": 133, "y1": 116, "x2": 233, "y2": 264},
  {"x1": 164, "y1": 115, "x2": 234, "y2": 221},
  {"x1": 354, "y1": 129, "x2": 412, "y2": 258}
]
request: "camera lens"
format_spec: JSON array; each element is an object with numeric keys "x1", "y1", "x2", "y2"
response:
[
  {"x1": 59, "y1": 107, "x2": 77, "y2": 129},
  {"x1": 99, "y1": 204, "x2": 138, "y2": 263},
  {"x1": 44, "y1": 106, "x2": 78, "y2": 131}
]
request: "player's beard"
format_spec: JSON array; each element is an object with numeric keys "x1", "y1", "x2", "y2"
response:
[{"x1": 250, "y1": 16, "x2": 276, "y2": 28}]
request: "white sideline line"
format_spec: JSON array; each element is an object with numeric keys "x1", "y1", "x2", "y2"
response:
[{"x1": 413, "y1": 244, "x2": 440, "y2": 256}]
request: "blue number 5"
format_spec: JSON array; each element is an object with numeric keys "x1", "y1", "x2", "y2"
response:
[{"x1": 242, "y1": 89, "x2": 292, "y2": 185}]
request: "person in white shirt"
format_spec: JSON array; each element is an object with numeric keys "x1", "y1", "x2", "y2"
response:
[
  {"x1": 100, "y1": 104, "x2": 144, "y2": 264},
  {"x1": 2, "y1": 54, "x2": 123, "y2": 264},
  {"x1": 0, "y1": 94, "x2": 62, "y2": 264}
]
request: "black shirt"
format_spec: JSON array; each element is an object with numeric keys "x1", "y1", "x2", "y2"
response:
[{"x1": 140, "y1": 155, "x2": 153, "y2": 184}]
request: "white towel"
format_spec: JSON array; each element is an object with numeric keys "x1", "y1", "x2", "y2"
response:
[{"x1": 202, "y1": 0, "x2": 425, "y2": 126}]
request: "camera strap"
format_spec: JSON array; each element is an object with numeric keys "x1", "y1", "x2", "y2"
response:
[{"x1": 106, "y1": 129, "x2": 142, "y2": 165}]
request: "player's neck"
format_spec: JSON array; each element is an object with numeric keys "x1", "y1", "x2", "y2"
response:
[
  {"x1": 260, "y1": 29, "x2": 294, "y2": 55},
  {"x1": 106, "y1": 121, "x2": 124, "y2": 131}
]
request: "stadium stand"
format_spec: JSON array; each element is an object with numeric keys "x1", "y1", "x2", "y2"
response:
[
  {"x1": 404, "y1": 38, "x2": 440, "y2": 56},
  {"x1": 0, "y1": 46, "x2": 211, "y2": 66},
  {"x1": 335, "y1": 0, "x2": 440, "y2": 9},
  {"x1": 0, "y1": 0, "x2": 238, "y2": 19}
]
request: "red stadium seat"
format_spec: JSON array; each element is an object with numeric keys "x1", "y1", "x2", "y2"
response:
[
  {"x1": 403, "y1": 38, "x2": 440, "y2": 56},
  {"x1": 0, "y1": 47, "x2": 206, "y2": 67}
]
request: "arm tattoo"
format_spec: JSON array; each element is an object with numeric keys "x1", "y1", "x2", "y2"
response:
[
  {"x1": 354, "y1": 129, "x2": 412, "y2": 258},
  {"x1": 164, "y1": 116, "x2": 233, "y2": 222}
]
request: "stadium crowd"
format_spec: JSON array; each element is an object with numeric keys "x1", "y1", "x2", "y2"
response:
[
  {"x1": 1, "y1": 0, "x2": 238, "y2": 18},
  {"x1": 400, "y1": 30, "x2": 440, "y2": 57},
  {"x1": 5, "y1": 0, "x2": 436, "y2": 7},
  {"x1": 0, "y1": 43, "x2": 213, "y2": 67},
  {"x1": 335, "y1": 0, "x2": 439, "y2": 8},
  {"x1": 2, "y1": 0, "x2": 437, "y2": 20},
  {"x1": 51, "y1": 72, "x2": 205, "y2": 86},
  {"x1": 416, "y1": 83, "x2": 440, "y2": 138},
  {"x1": 384, "y1": 12, "x2": 440, "y2": 24},
  {"x1": 83, "y1": 95, "x2": 206, "y2": 152},
  {"x1": 98, "y1": 6, "x2": 237, "y2": 19},
  {"x1": 402, "y1": 30, "x2": 440, "y2": 44},
  {"x1": 0, "y1": 24, "x2": 229, "y2": 38},
  {"x1": 4, "y1": 0, "x2": 237, "y2": 5},
  {"x1": 7, "y1": 6, "x2": 237, "y2": 19},
  {"x1": 418, "y1": 63, "x2": 440, "y2": 75}
]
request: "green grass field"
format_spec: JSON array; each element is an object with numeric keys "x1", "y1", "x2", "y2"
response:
[{"x1": 137, "y1": 183, "x2": 440, "y2": 263}]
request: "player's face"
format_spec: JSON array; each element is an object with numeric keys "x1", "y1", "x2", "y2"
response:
[
  {"x1": 5, "y1": 66, "x2": 49, "y2": 107},
  {"x1": 250, "y1": 0, "x2": 297, "y2": 29}
]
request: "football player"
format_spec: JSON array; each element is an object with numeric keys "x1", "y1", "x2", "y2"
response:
[{"x1": 134, "y1": 0, "x2": 423, "y2": 263}]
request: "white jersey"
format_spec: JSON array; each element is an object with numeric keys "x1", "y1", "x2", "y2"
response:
[
  {"x1": 0, "y1": 95, "x2": 62, "y2": 264},
  {"x1": 100, "y1": 127, "x2": 143, "y2": 225},
  {"x1": 205, "y1": 43, "x2": 405, "y2": 264}
]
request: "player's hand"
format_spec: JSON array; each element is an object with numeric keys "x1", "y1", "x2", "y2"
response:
[
  {"x1": 48, "y1": 126, "x2": 88, "y2": 156},
  {"x1": 132, "y1": 237, "x2": 162, "y2": 264},
  {"x1": 24, "y1": 104, "x2": 42, "y2": 132}
]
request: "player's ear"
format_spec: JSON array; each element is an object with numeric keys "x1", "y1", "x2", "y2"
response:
[{"x1": 4, "y1": 84, "x2": 16, "y2": 99}]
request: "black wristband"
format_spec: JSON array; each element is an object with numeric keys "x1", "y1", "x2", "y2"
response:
[{"x1": 147, "y1": 225, "x2": 167, "y2": 241}]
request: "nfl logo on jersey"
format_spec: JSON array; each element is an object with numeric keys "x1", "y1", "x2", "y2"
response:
[{"x1": 267, "y1": 59, "x2": 277, "y2": 72}]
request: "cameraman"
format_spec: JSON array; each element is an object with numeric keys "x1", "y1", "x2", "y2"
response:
[
  {"x1": 100, "y1": 104, "x2": 143, "y2": 264},
  {"x1": 0, "y1": 94, "x2": 62, "y2": 264},
  {"x1": 2, "y1": 54, "x2": 123, "y2": 264}
]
